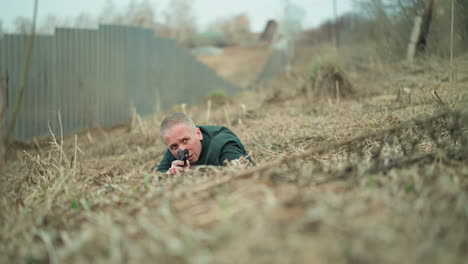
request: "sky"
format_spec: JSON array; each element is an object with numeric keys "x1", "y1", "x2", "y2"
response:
[{"x1": 1, "y1": 0, "x2": 355, "y2": 33}]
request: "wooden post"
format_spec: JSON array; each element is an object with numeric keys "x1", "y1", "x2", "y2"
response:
[
  {"x1": 406, "y1": 16, "x2": 422, "y2": 64},
  {"x1": 335, "y1": 80, "x2": 340, "y2": 105},
  {"x1": 5, "y1": 0, "x2": 38, "y2": 145},
  {"x1": 206, "y1": 100, "x2": 211, "y2": 123}
]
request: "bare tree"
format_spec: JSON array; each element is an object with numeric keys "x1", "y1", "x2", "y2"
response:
[
  {"x1": 39, "y1": 14, "x2": 61, "y2": 34},
  {"x1": 208, "y1": 14, "x2": 252, "y2": 45},
  {"x1": 98, "y1": 0, "x2": 158, "y2": 29},
  {"x1": 74, "y1": 12, "x2": 96, "y2": 29},
  {"x1": 11, "y1": 0, "x2": 162, "y2": 34},
  {"x1": 125, "y1": 0, "x2": 156, "y2": 27},
  {"x1": 164, "y1": 0, "x2": 197, "y2": 46},
  {"x1": 99, "y1": 0, "x2": 121, "y2": 24},
  {"x1": 348, "y1": 0, "x2": 468, "y2": 59},
  {"x1": 14, "y1": 17, "x2": 33, "y2": 34}
]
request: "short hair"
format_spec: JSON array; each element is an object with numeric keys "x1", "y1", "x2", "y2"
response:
[{"x1": 160, "y1": 112, "x2": 197, "y2": 137}]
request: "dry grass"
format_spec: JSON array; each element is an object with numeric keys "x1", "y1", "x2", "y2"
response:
[{"x1": 1, "y1": 44, "x2": 468, "y2": 264}]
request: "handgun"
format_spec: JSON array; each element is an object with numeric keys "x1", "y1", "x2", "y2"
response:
[{"x1": 177, "y1": 149, "x2": 189, "y2": 166}]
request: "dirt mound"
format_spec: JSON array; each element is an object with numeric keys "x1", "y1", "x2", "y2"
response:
[{"x1": 312, "y1": 64, "x2": 354, "y2": 99}]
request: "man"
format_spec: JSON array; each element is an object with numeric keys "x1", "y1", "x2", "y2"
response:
[{"x1": 155, "y1": 112, "x2": 253, "y2": 174}]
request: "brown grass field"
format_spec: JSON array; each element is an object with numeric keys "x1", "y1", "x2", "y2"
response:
[{"x1": 1, "y1": 43, "x2": 468, "y2": 264}]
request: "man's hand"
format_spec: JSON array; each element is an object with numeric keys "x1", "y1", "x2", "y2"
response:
[{"x1": 167, "y1": 160, "x2": 191, "y2": 175}]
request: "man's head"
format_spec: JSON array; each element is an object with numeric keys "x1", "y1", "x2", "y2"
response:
[{"x1": 160, "y1": 113, "x2": 203, "y2": 164}]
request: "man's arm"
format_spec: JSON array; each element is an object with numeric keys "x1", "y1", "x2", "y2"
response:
[
  {"x1": 154, "y1": 150, "x2": 174, "y2": 173},
  {"x1": 219, "y1": 141, "x2": 249, "y2": 165}
]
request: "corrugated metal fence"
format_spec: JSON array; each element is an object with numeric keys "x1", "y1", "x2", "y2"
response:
[{"x1": 0, "y1": 24, "x2": 240, "y2": 141}]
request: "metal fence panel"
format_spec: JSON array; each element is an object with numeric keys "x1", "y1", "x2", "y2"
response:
[
  {"x1": 0, "y1": 25, "x2": 241, "y2": 141},
  {"x1": 5, "y1": 35, "x2": 28, "y2": 140}
]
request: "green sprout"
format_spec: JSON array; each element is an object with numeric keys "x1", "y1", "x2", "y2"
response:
[
  {"x1": 405, "y1": 181, "x2": 414, "y2": 192},
  {"x1": 306, "y1": 62, "x2": 320, "y2": 82},
  {"x1": 70, "y1": 198, "x2": 79, "y2": 210},
  {"x1": 208, "y1": 89, "x2": 227, "y2": 99}
]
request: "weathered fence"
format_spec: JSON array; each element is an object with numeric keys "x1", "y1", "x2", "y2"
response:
[{"x1": 0, "y1": 24, "x2": 239, "y2": 141}]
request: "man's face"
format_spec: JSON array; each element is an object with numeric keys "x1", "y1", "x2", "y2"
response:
[{"x1": 162, "y1": 123, "x2": 203, "y2": 164}]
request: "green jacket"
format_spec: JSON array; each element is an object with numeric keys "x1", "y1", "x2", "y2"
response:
[{"x1": 155, "y1": 126, "x2": 253, "y2": 172}]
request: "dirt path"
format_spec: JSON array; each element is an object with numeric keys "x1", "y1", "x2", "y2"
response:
[{"x1": 196, "y1": 45, "x2": 272, "y2": 88}]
